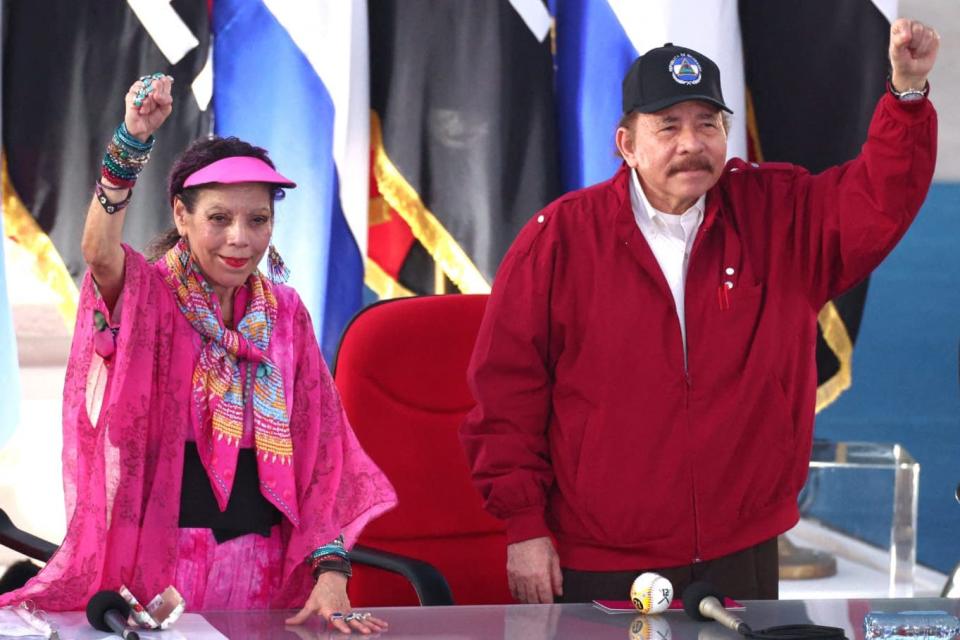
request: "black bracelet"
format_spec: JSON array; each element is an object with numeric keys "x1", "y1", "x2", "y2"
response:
[
  {"x1": 312, "y1": 557, "x2": 352, "y2": 581},
  {"x1": 98, "y1": 180, "x2": 127, "y2": 191},
  {"x1": 95, "y1": 181, "x2": 132, "y2": 215}
]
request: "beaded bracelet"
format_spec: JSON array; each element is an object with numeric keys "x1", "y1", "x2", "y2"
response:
[
  {"x1": 307, "y1": 534, "x2": 351, "y2": 579},
  {"x1": 100, "y1": 167, "x2": 136, "y2": 189},
  {"x1": 105, "y1": 141, "x2": 150, "y2": 169},
  {"x1": 309, "y1": 534, "x2": 347, "y2": 560},
  {"x1": 114, "y1": 122, "x2": 155, "y2": 151},
  {"x1": 310, "y1": 545, "x2": 348, "y2": 560},
  {"x1": 102, "y1": 155, "x2": 140, "y2": 182},
  {"x1": 101, "y1": 122, "x2": 155, "y2": 189}
]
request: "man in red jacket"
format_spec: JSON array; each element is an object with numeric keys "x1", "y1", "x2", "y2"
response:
[{"x1": 460, "y1": 19, "x2": 939, "y2": 604}]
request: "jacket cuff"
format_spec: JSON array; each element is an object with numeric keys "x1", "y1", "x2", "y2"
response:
[
  {"x1": 505, "y1": 509, "x2": 550, "y2": 544},
  {"x1": 881, "y1": 89, "x2": 935, "y2": 126}
]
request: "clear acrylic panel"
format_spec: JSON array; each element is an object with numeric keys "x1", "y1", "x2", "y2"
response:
[{"x1": 798, "y1": 441, "x2": 919, "y2": 597}]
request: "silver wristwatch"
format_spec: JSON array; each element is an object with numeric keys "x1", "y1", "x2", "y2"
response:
[{"x1": 889, "y1": 80, "x2": 929, "y2": 102}]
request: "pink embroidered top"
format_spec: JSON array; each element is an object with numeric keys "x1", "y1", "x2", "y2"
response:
[{"x1": 0, "y1": 245, "x2": 396, "y2": 610}]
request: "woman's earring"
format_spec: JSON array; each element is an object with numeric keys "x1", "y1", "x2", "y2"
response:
[{"x1": 267, "y1": 244, "x2": 290, "y2": 284}]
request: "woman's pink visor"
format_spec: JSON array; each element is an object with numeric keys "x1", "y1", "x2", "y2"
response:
[{"x1": 183, "y1": 156, "x2": 297, "y2": 189}]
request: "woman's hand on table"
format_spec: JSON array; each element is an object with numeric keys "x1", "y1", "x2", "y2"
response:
[{"x1": 285, "y1": 571, "x2": 388, "y2": 635}]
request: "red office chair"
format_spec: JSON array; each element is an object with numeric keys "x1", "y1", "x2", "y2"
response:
[{"x1": 334, "y1": 294, "x2": 512, "y2": 606}]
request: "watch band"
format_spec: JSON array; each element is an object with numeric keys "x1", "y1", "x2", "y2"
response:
[{"x1": 888, "y1": 79, "x2": 929, "y2": 102}]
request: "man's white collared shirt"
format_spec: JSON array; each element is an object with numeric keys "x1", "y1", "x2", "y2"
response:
[{"x1": 628, "y1": 169, "x2": 705, "y2": 358}]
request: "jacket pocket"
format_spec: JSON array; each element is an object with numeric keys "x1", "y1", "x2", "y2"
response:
[
  {"x1": 736, "y1": 372, "x2": 796, "y2": 516},
  {"x1": 705, "y1": 281, "x2": 767, "y2": 379},
  {"x1": 719, "y1": 282, "x2": 763, "y2": 320},
  {"x1": 571, "y1": 410, "x2": 687, "y2": 546}
]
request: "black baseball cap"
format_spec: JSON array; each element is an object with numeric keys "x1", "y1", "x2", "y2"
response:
[{"x1": 622, "y1": 43, "x2": 732, "y2": 114}]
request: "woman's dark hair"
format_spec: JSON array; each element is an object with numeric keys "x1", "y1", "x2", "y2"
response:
[
  {"x1": 146, "y1": 227, "x2": 183, "y2": 263},
  {"x1": 147, "y1": 136, "x2": 283, "y2": 261}
]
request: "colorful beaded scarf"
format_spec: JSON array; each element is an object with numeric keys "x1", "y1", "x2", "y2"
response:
[{"x1": 162, "y1": 237, "x2": 295, "y2": 514}]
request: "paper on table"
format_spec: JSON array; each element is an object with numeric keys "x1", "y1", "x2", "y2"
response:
[
  {"x1": 0, "y1": 606, "x2": 55, "y2": 638},
  {"x1": 0, "y1": 611, "x2": 42, "y2": 637},
  {"x1": 593, "y1": 597, "x2": 745, "y2": 614}
]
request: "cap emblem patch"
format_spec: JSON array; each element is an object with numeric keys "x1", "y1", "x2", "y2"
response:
[{"x1": 668, "y1": 53, "x2": 702, "y2": 85}]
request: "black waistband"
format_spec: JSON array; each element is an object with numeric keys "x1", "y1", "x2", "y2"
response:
[{"x1": 179, "y1": 441, "x2": 282, "y2": 543}]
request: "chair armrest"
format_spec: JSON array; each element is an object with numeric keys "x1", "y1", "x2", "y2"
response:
[
  {"x1": 0, "y1": 509, "x2": 57, "y2": 562},
  {"x1": 349, "y1": 544, "x2": 454, "y2": 606}
]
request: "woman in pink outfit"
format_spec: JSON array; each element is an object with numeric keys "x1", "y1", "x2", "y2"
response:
[{"x1": 0, "y1": 74, "x2": 396, "y2": 635}]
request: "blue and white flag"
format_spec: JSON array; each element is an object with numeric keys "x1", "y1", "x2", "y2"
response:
[
  {"x1": 551, "y1": 0, "x2": 746, "y2": 192},
  {"x1": 213, "y1": 0, "x2": 368, "y2": 363}
]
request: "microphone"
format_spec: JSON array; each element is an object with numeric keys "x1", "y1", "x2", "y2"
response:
[
  {"x1": 682, "y1": 582, "x2": 751, "y2": 636},
  {"x1": 86, "y1": 590, "x2": 140, "y2": 640}
]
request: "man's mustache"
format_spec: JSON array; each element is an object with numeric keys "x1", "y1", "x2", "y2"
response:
[{"x1": 667, "y1": 157, "x2": 713, "y2": 176}]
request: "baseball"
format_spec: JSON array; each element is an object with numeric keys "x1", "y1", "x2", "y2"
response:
[{"x1": 630, "y1": 572, "x2": 674, "y2": 615}]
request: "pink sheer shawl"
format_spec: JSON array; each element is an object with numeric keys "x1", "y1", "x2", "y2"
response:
[{"x1": 0, "y1": 246, "x2": 396, "y2": 610}]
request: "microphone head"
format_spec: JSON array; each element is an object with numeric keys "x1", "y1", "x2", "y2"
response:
[
  {"x1": 682, "y1": 581, "x2": 724, "y2": 621},
  {"x1": 86, "y1": 590, "x2": 131, "y2": 632}
]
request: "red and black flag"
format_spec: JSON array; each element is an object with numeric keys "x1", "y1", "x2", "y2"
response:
[
  {"x1": 366, "y1": 0, "x2": 559, "y2": 297},
  {"x1": 739, "y1": 0, "x2": 893, "y2": 410},
  {"x1": 2, "y1": 1, "x2": 211, "y2": 319}
]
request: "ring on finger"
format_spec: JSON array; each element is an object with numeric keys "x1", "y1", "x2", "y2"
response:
[
  {"x1": 133, "y1": 86, "x2": 156, "y2": 106},
  {"x1": 329, "y1": 612, "x2": 345, "y2": 622},
  {"x1": 345, "y1": 612, "x2": 372, "y2": 622}
]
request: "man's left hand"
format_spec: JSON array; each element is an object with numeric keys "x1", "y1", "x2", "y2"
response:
[{"x1": 889, "y1": 18, "x2": 940, "y2": 92}]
